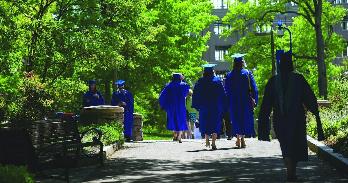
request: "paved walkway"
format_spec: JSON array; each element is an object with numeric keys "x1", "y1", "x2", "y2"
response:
[{"x1": 46, "y1": 139, "x2": 348, "y2": 183}]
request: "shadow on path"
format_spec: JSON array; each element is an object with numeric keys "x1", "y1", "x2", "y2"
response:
[{"x1": 79, "y1": 155, "x2": 348, "y2": 183}]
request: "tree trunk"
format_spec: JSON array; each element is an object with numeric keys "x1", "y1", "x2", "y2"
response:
[
  {"x1": 104, "y1": 79, "x2": 111, "y2": 104},
  {"x1": 315, "y1": 0, "x2": 328, "y2": 99}
]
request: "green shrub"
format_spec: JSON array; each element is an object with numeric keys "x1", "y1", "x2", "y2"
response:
[
  {"x1": 10, "y1": 72, "x2": 54, "y2": 126},
  {"x1": 48, "y1": 78, "x2": 87, "y2": 114},
  {"x1": 0, "y1": 73, "x2": 23, "y2": 122},
  {"x1": 307, "y1": 76, "x2": 348, "y2": 157},
  {"x1": 79, "y1": 121, "x2": 124, "y2": 146},
  {"x1": 0, "y1": 165, "x2": 34, "y2": 183}
]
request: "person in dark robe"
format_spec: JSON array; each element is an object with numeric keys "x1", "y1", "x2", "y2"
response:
[
  {"x1": 258, "y1": 51, "x2": 325, "y2": 182},
  {"x1": 111, "y1": 80, "x2": 134, "y2": 142},
  {"x1": 225, "y1": 54, "x2": 258, "y2": 148},
  {"x1": 159, "y1": 73, "x2": 190, "y2": 143},
  {"x1": 83, "y1": 80, "x2": 105, "y2": 107},
  {"x1": 222, "y1": 76, "x2": 232, "y2": 140},
  {"x1": 192, "y1": 64, "x2": 226, "y2": 150}
]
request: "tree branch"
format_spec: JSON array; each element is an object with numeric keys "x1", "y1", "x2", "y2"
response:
[
  {"x1": 304, "y1": 1, "x2": 315, "y2": 16},
  {"x1": 260, "y1": 9, "x2": 314, "y2": 27},
  {"x1": 313, "y1": 0, "x2": 318, "y2": 11},
  {"x1": 293, "y1": 53, "x2": 317, "y2": 60},
  {"x1": 301, "y1": 5, "x2": 316, "y2": 27}
]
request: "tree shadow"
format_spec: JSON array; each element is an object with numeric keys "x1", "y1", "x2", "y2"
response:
[
  {"x1": 187, "y1": 147, "x2": 236, "y2": 152},
  {"x1": 74, "y1": 155, "x2": 348, "y2": 183}
]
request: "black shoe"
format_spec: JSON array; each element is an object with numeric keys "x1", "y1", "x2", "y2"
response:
[
  {"x1": 125, "y1": 137, "x2": 133, "y2": 142},
  {"x1": 227, "y1": 136, "x2": 232, "y2": 140},
  {"x1": 178, "y1": 139, "x2": 182, "y2": 143},
  {"x1": 211, "y1": 144, "x2": 217, "y2": 150}
]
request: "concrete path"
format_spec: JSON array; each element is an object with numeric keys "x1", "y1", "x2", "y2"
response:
[{"x1": 64, "y1": 138, "x2": 348, "y2": 183}]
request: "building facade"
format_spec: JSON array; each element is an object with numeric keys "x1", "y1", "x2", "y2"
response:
[
  {"x1": 204, "y1": 0, "x2": 348, "y2": 71},
  {"x1": 333, "y1": 0, "x2": 348, "y2": 64}
]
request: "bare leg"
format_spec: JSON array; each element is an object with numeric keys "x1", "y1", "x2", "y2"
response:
[
  {"x1": 235, "y1": 135, "x2": 241, "y2": 148},
  {"x1": 178, "y1": 131, "x2": 182, "y2": 143},
  {"x1": 241, "y1": 135, "x2": 246, "y2": 148},
  {"x1": 187, "y1": 122, "x2": 192, "y2": 139},
  {"x1": 173, "y1": 132, "x2": 177, "y2": 141},
  {"x1": 284, "y1": 158, "x2": 297, "y2": 181},
  {"x1": 205, "y1": 134, "x2": 210, "y2": 147},
  {"x1": 212, "y1": 133, "x2": 217, "y2": 150}
]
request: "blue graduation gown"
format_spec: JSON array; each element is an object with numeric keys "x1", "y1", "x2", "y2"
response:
[
  {"x1": 159, "y1": 81, "x2": 190, "y2": 131},
  {"x1": 83, "y1": 91, "x2": 105, "y2": 107},
  {"x1": 258, "y1": 72, "x2": 319, "y2": 162},
  {"x1": 225, "y1": 69, "x2": 258, "y2": 137},
  {"x1": 111, "y1": 90, "x2": 134, "y2": 138},
  {"x1": 192, "y1": 76, "x2": 226, "y2": 135}
]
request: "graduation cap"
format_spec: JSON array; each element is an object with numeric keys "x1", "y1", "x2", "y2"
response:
[
  {"x1": 88, "y1": 80, "x2": 96, "y2": 85},
  {"x1": 202, "y1": 64, "x2": 217, "y2": 73},
  {"x1": 115, "y1": 80, "x2": 126, "y2": 86},
  {"x1": 231, "y1": 53, "x2": 246, "y2": 63},
  {"x1": 172, "y1": 73, "x2": 183, "y2": 80}
]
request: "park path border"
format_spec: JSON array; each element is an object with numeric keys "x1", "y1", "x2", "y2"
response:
[
  {"x1": 103, "y1": 140, "x2": 124, "y2": 158},
  {"x1": 307, "y1": 135, "x2": 348, "y2": 173}
]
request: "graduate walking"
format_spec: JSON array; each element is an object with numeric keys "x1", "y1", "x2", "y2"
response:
[
  {"x1": 111, "y1": 80, "x2": 134, "y2": 142},
  {"x1": 258, "y1": 51, "x2": 325, "y2": 181},
  {"x1": 83, "y1": 80, "x2": 105, "y2": 107},
  {"x1": 225, "y1": 54, "x2": 258, "y2": 148},
  {"x1": 192, "y1": 64, "x2": 226, "y2": 150},
  {"x1": 159, "y1": 73, "x2": 190, "y2": 143}
]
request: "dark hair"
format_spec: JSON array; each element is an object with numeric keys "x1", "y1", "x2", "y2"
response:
[
  {"x1": 172, "y1": 77, "x2": 181, "y2": 82},
  {"x1": 203, "y1": 71, "x2": 214, "y2": 78},
  {"x1": 233, "y1": 61, "x2": 243, "y2": 70},
  {"x1": 280, "y1": 52, "x2": 294, "y2": 73}
]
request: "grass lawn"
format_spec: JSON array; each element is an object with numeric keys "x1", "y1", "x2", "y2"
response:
[
  {"x1": 143, "y1": 131, "x2": 173, "y2": 140},
  {"x1": 142, "y1": 126, "x2": 173, "y2": 140}
]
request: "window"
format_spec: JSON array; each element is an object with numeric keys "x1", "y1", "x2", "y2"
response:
[
  {"x1": 215, "y1": 47, "x2": 229, "y2": 61},
  {"x1": 249, "y1": 0, "x2": 259, "y2": 6},
  {"x1": 255, "y1": 24, "x2": 272, "y2": 33},
  {"x1": 342, "y1": 43, "x2": 348, "y2": 57},
  {"x1": 342, "y1": 21, "x2": 348, "y2": 30},
  {"x1": 213, "y1": 22, "x2": 231, "y2": 35},
  {"x1": 334, "y1": 0, "x2": 348, "y2": 4},
  {"x1": 212, "y1": 0, "x2": 228, "y2": 9}
]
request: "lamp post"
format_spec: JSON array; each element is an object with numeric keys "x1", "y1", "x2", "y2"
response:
[
  {"x1": 259, "y1": 10, "x2": 296, "y2": 76},
  {"x1": 276, "y1": 20, "x2": 292, "y2": 53},
  {"x1": 254, "y1": 23, "x2": 276, "y2": 75}
]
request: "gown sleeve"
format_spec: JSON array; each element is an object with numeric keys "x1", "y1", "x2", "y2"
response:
[
  {"x1": 301, "y1": 75, "x2": 325, "y2": 140},
  {"x1": 258, "y1": 78, "x2": 274, "y2": 141},
  {"x1": 128, "y1": 91, "x2": 134, "y2": 113},
  {"x1": 98, "y1": 92, "x2": 105, "y2": 105},
  {"x1": 301, "y1": 75, "x2": 319, "y2": 116},
  {"x1": 83, "y1": 93, "x2": 88, "y2": 107},
  {"x1": 182, "y1": 83, "x2": 190, "y2": 97},
  {"x1": 159, "y1": 85, "x2": 168, "y2": 110},
  {"x1": 192, "y1": 81, "x2": 201, "y2": 110},
  {"x1": 249, "y1": 72, "x2": 259, "y2": 105},
  {"x1": 225, "y1": 73, "x2": 232, "y2": 99},
  {"x1": 111, "y1": 92, "x2": 118, "y2": 106}
]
